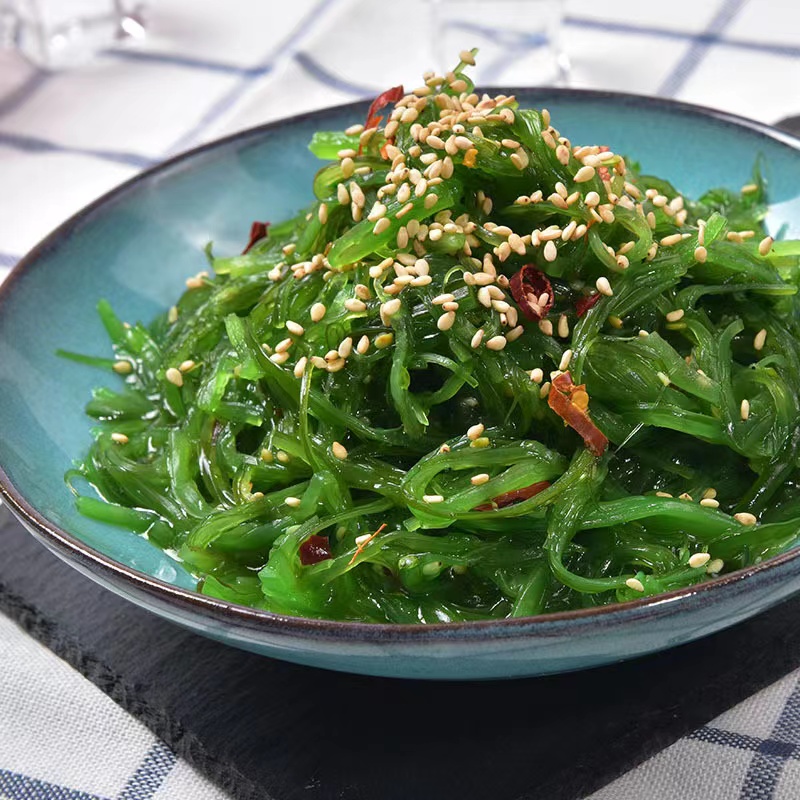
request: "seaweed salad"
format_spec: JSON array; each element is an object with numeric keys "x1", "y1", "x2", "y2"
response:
[{"x1": 65, "y1": 52, "x2": 800, "y2": 623}]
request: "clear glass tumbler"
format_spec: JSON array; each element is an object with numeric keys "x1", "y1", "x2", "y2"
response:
[
  {"x1": 427, "y1": 0, "x2": 569, "y2": 87},
  {"x1": 0, "y1": 0, "x2": 147, "y2": 70}
]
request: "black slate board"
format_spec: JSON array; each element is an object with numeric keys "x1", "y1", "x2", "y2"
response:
[{"x1": 2, "y1": 504, "x2": 800, "y2": 800}]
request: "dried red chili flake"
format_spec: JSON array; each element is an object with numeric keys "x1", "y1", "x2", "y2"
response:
[
  {"x1": 575, "y1": 293, "x2": 601, "y2": 318},
  {"x1": 509, "y1": 265, "x2": 554, "y2": 322},
  {"x1": 547, "y1": 371, "x2": 608, "y2": 456},
  {"x1": 242, "y1": 221, "x2": 269, "y2": 254},
  {"x1": 364, "y1": 85, "x2": 405, "y2": 133},
  {"x1": 474, "y1": 481, "x2": 550, "y2": 512},
  {"x1": 299, "y1": 534, "x2": 332, "y2": 566}
]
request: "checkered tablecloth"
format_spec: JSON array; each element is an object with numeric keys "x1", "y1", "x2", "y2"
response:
[{"x1": 3, "y1": 0, "x2": 800, "y2": 797}]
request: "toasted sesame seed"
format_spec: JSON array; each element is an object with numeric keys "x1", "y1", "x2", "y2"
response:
[
  {"x1": 539, "y1": 381, "x2": 551, "y2": 399},
  {"x1": 734, "y1": 512, "x2": 757, "y2": 526},
  {"x1": 331, "y1": 441, "x2": 348, "y2": 461},
  {"x1": 179, "y1": 360, "x2": 195, "y2": 372},
  {"x1": 741, "y1": 183, "x2": 758, "y2": 194},
  {"x1": 373, "y1": 217, "x2": 391, "y2": 235},
  {"x1": 559, "y1": 349, "x2": 573, "y2": 371},
  {"x1": 423, "y1": 494, "x2": 444, "y2": 504},
  {"x1": 471, "y1": 473, "x2": 490, "y2": 486},
  {"x1": 608, "y1": 315, "x2": 623, "y2": 329},
  {"x1": 595, "y1": 276, "x2": 613, "y2": 297},
  {"x1": 395, "y1": 202, "x2": 414, "y2": 219},
  {"x1": 276, "y1": 450, "x2": 290, "y2": 464},
  {"x1": 626, "y1": 578, "x2": 645, "y2": 592},
  {"x1": 506, "y1": 325, "x2": 525, "y2": 342},
  {"x1": 510, "y1": 150, "x2": 529, "y2": 170},
  {"x1": 113, "y1": 360, "x2": 132, "y2": 375},
  {"x1": 703, "y1": 487, "x2": 717, "y2": 500},
  {"x1": 166, "y1": 367, "x2": 183, "y2": 387},
  {"x1": 754, "y1": 328, "x2": 767, "y2": 351},
  {"x1": 310, "y1": 302, "x2": 326, "y2": 322},
  {"x1": 666, "y1": 309, "x2": 685, "y2": 322},
  {"x1": 706, "y1": 558, "x2": 724, "y2": 576},
  {"x1": 660, "y1": 233, "x2": 683, "y2": 247},
  {"x1": 375, "y1": 333, "x2": 394, "y2": 349},
  {"x1": 740, "y1": 398, "x2": 750, "y2": 421},
  {"x1": 486, "y1": 335, "x2": 507, "y2": 351},
  {"x1": 758, "y1": 235, "x2": 774, "y2": 256},
  {"x1": 293, "y1": 356, "x2": 307, "y2": 378},
  {"x1": 656, "y1": 491, "x2": 673, "y2": 498},
  {"x1": 530, "y1": 368, "x2": 544, "y2": 383},
  {"x1": 467, "y1": 423, "x2": 485, "y2": 441},
  {"x1": 459, "y1": 49, "x2": 476, "y2": 65},
  {"x1": 310, "y1": 356, "x2": 327, "y2": 369},
  {"x1": 574, "y1": 165, "x2": 596, "y2": 183},
  {"x1": 275, "y1": 337, "x2": 293, "y2": 354},
  {"x1": 285, "y1": 496, "x2": 302, "y2": 508},
  {"x1": 700, "y1": 498, "x2": 720, "y2": 508},
  {"x1": 341, "y1": 157, "x2": 355, "y2": 178},
  {"x1": 270, "y1": 352, "x2": 289, "y2": 365},
  {"x1": 344, "y1": 298, "x2": 367, "y2": 313},
  {"x1": 110, "y1": 432, "x2": 129, "y2": 444},
  {"x1": 539, "y1": 319, "x2": 554, "y2": 336},
  {"x1": 694, "y1": 245, "x2": 708, "y2": 263},
  {"x1": 318, "y1": 203, "x2": 328, "y2": 224},
  {"x1": 689, "y1": 553, "x2": 711, "y2": 568},
  {"x1": 557, "y1": 314, "x2": 569, "y2": 338},
  {"x1": 345, "y1": 123, "x2": 364, "y2": 136},
  {"x1": 678, "y1": 492, "x2": 693, "y2": 501}
]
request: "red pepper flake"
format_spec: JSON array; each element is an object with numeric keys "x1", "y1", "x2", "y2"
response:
[
  {"x1": 509, "y1": 265, "x2": 554, "y2": 322},
  {"x1": 547, "y1": 371, "x2": 608, "y2": 456},
  {"x1": 575, "y1": 293, "x2": 601, "y2": 317},
  {"x1": 597, "y1": 145, "x2": 611, "y2": 183},
  {"x1": 242, "y1": 221, "x2": 269, "y2": 254},
  {"x1": 299, "y1": 534, "x2": 332, "y2": 566},
  {"x1": 364, "y1": 85, "x2": 405, "y2": 133},
  {"x1": 474, "y1": 481, "x2": 550, "y2": 511}
]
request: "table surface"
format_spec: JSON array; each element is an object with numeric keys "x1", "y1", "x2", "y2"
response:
[{"x1": 2, "y1": 1, "x2": 800, "y2": 798}]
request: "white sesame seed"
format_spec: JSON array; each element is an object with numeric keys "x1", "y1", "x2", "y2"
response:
[
  {"x1": 486, "y1": 335, "x2": 507, "y2": 351},
  {"x1": 310, "y1": 302, "x2": 326, "y2": 322},
  {"x1": 355, "y1": 335, "x2": 370, "y2": 355},
  {"x1": 754, "y1": 328, "x2": 767, "y2": 351},
  {"x1": 584, "y1": 191, "x2": 600, "y2": 207},
  {"x1": 310, "y1": 356, "x2": 327, "y2": 369},
  {"x1": 655, "y1": 491, "x2": 672, "y2": 498},
  {"x1": 286, "y1": 320, "x2": 304, "y2": 336},
  {"x1": 554, "y1": 315, "x2": 568, "y2": 340},
  {"x1": 559, "y1": 349, "x2": 573, "y2": 371},
  {"x1": 276, "y1": 450, "x2": 290, "y2": 464},
  {"x1": 332, "y1": 441, "x2": 348, "y2": 460},
  {"x1": 467, "y1": 423, "x2": 485, "y2": 441},
  {"x1": 345, "y1": 123, "x2": 364, "y2": 136},
  {"x1": 530, "y1": 368, "x2": 544, "y2": 384},
  {"x1": 344, "y1": 298, "x2": 367, "y2": 313},
  {"x1": 506, "y1": 325, "x2": 525, "y2": 342},
  {"x1": 689, "y1": 553, "x2": 711, "y2": 568},
  {"x1": 341, "y1": 157, "x2": 355, "y2": 178},
  {"x1": 168, "y1": 306, "x2": 178, "y2": 324},
  {"x1": 734, "y1": 512, "x2": 757, "y2": 526},
  {"x1": 436, "y1": 310, "x2": 455, "y2": 331},
  {"x1": 113, "y1": 360, "x2": 132, "y2": 375},
  {"x1": 694, "y1": 246, "x2": 708, "y2": 263},
  {"x1": 110, "y1": 432, "x2": 129, "y2": 444},
  {"x1": 270, "y1": 352, "x2": 289, "y2": 365},
  {"x1": 510, "y1": 150, "x2": 529, "y2": 170},
  {"x1": 700, "y1": 498, "x2": 720, "y2": 508},
  {"x1": 666, "y1": 309, "x2": 685, "y2": 322},
  {"x1": 433, "y1": 293, "x2": 455, "y2": 305},
  {"x1": 338, "y1": 337, "x2": 353, "y2": 359},
  {"x1": 740, "y1": 398, "x2": 750, "y2": 421},
  {"x1": 539, "y1": 381, "x2": 551, "y2": 399},
  {"x1": 660, "y1": 233, "x2": 683, "y2": 247},
  {"x1": 166, "y1": 367, "x2": 183, "y2": 387},
  {"x1": 703, "y1": 488, "x2": 717, "y2": 500},
  {"x1": 595, "y1": 276, "x2": 613, "y2": 297},
  {"x1": 624, "y1": 578, "x2": 644, "y2": 593},
  {"x1": 471, "y1": 473, "x2": 490, "y2": 486},
  {"x1": 423, "y1": 494, "x2": 444, "y2": 504},
  {"x1": 318, "y1": 203, "x2": 328, "y2": 225},
  {"x1": 544, "y1": 240, "x2": 558, "y2": 262},
  {"x1": 275, "y1": 337, "x2": 293, "y2": 354},
  {"x1": 179, "y1": 360, "x2": 195, "y2": 372},
  {"x1": 285, "y1": 496, "x2": 302, "y2": 508},
  {"x1": 758, "y1": 235, "x2": 774, "y2": 256},
  {"x1": 539, "y1": 319, "x2": 554, "y2": 336},
  {"x1": 470, "y1": 329, "x2": 484, "y2": 349},
  {"x1": 657, "y1": 371, "x2": 670, "y2": 387}
]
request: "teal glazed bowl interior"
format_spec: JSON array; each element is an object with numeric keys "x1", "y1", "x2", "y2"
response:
[{"x1": 3, "y1": 89, "x2": 800, "y2": 680}]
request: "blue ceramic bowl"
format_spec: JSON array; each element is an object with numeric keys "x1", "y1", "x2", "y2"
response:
[{"x1": 3, "y1": 90, "x2": 800, "y2": 680}]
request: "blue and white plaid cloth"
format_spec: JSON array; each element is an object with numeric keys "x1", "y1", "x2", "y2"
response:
[{"x1": 2, "y1": 0, "x2": 800, "y2": 796}]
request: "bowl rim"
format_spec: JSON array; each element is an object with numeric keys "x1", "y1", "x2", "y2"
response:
[{"x1": 2, "y1": 87, "x2": 800, "y2": 643}]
